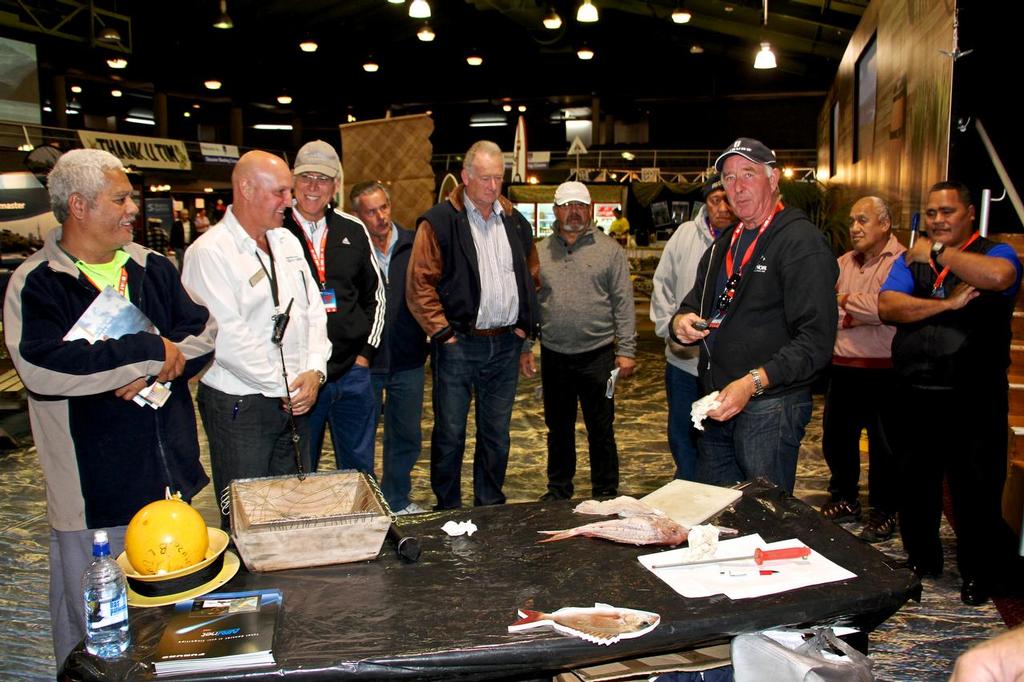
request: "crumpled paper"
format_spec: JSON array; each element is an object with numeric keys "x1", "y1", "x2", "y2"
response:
[
  {"x1": 690, "y1": 391, "x2": 721, "y2": 431},
  {"x1": 441, "y1": 520, "x2": 478, "y2": 537}
]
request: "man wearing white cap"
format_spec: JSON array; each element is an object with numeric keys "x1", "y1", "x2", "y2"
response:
[
  {"x1": 521, "y1": 181, "x2": 636, "y2": 500},
  {"x1": 670, "y1": 138, "x2": 838, "y2": 493},
  {"x1": 282, "y1": 140, "x2": 385, "y2": 475}
]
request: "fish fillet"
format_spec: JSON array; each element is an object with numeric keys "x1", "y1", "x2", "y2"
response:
[
  {"x1": 508, "y1": 603, "x2": 660, "y2": 645},
  {"x1": 537, "y1": 514, "x2": 689, "y2": 546}
]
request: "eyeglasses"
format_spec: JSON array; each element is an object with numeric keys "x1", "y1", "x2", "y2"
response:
[
  {"x1": 296, "y1": 173, "x2": 334, "y2": 188},
  {"x1": 716, "y1": 273, "x2": 741, "y2": 313}
]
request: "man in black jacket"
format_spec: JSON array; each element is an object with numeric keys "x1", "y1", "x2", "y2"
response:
[
  {"x1": 283, "y1": 140, "x2": 385, "y2": 473},
  {"x1": 407, "y1": 140, "x2": 539, "y2": 509},
  {"x1": 671, "y1": 138, "x2": 838, "y2": 493},
  {"x1": 352, "y1": 181, "x2": 429, "y2": 515}
]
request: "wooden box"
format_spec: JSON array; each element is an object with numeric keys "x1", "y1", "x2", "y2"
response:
[{"x1": 229, "y1": 471, "x2": 391, "y2": 572}]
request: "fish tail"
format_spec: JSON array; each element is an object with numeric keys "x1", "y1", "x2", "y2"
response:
[
  {"x1": 511, "y1": 609, "x2": 544, "y2": 626},
  {"x1": 536, "y1": 529, "x2": 575, "y2": 543}
]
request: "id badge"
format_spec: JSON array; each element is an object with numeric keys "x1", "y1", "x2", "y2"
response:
[
  {"x1": 321, "y1": 288, "x2": 338, "y2": 313},
  {"x1": 930, "y1": 287, "x2": 946, "y2": 299},
  {"x1": 708, "y1": 310, "x2": 725, "y2": 329}
]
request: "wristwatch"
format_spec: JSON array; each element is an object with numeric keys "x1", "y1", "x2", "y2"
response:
[
  {"x1": 315, "y1": 370, "x2": 327, "y2": 385},
  {"x1": 749, "y1": 369, "x2": 765, "y2": 397},
  {"x1": 931, "y1": 241, "x2": 946, "y2": 263}
]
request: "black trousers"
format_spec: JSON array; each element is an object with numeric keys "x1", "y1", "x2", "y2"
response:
[
  {"x1": 541, "y1": 344, "x2": 618, "y2": 498},
  {"x1": 821, "y1": 364, "x2": 898, "y2": 513},
  {"x1": 891, "y1": 380, "x2": 1018, "y2": 581}
]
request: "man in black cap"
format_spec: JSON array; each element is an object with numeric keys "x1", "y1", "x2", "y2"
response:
[
  {"x1": 650, "y1": 174, "x2": 735, "y2": 480},
  {"x1": 670, "y1": 138, "x2": 838, "y2": 493}
]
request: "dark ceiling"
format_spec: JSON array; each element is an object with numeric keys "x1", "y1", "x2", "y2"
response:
[{"x1": 3, "y1": 0, "x2": 867, "y2": 152}]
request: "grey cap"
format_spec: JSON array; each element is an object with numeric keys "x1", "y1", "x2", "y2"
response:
[{"x1": 294, "y1": 140, "x2": 341, "y2": 178}]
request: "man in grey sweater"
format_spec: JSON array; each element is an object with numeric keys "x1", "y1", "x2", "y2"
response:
[{"x1": 520, "y1": 181, "x2": 636, "y2": 500}]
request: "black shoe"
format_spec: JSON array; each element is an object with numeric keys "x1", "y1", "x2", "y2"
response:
[
  {"x1": 860, "y1": 511, "x2": 897, "y2": 543},
  {"x1": 539, "y1": 491, "x2": 569, "y2": 502},
  {"x1": 820, "y1": 498, "x2": 862, "y2": 523},
  {"x1": 961, "y1": 578, "x2": 990, "y2": 606},
  {"x1": 899, "y1": 558, "x2": 942, "y2": 579},
  {"x1": 591, "y1": 489, "x2": 618, "y2": 499}
]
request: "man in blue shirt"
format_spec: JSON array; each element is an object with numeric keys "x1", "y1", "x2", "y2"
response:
[{"x1": 879, "y1": 180, "x2": 1022, "y2": 606}]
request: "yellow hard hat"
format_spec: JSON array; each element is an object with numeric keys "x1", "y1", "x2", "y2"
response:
[{"x1": 125, "y1": 492, "x2": 209, "y2": 575}]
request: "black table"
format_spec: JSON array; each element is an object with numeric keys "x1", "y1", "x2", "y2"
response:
[{"x1": 63, "y1": 479, "x2": 919, "y2": 680}]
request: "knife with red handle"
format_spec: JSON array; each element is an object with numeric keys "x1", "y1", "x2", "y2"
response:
[{"x1": 650, "y1": 546, "x2": 812, "y2": 569}]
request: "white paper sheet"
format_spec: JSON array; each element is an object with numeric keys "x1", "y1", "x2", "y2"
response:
[{"x1": 638, "y1": 534, "x2": 857, "y2": 600}]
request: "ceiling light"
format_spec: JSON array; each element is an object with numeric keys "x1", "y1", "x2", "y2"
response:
[
  {"x1": 466, "y1": 53, "x2": 483, "y2": 66},
  {"x1": 518, "y1": 105, "x2": 527, "y2": 112},
  {"x1": 576, "y1": 0, "x2": 598, "y2": 23},
  {"x1": 126, "y1": 117, "x2": 156, "y2": 126},
  {"x1": 543, "y1": 7, "x2": 562, "y2": 29},
  {"x1": 502, "y1": 104, "x2": 512, "y2": 112},
  {"x1": 388, "y1": 0, "x2": 404, "y2": 3},
  {"x1": 689, "y1": 44, "x2": 704, "y2": 54},
  {"x1": 417, "y1": 23, "x2": 435, "y2": 41},
  {"x1": 409, "y1": 0, "x2": 431, "y2": 19},
  {"x1": 70, "y1": 85, "x2": 82, "y2": 94},
  {"x1": 754, "y1": 42, "x2": 777, "y2": 69},
  {"x1": 363, "y1": 59, "x2": 379, "y2": 72},
  {"x1": 671, "y1": 4, "x2": 692, "y2": 23},
  {"x1": 213, "y1": 0, "x2": 233, "y2": 29},
  {"x1": 609, "y1": 172, "x2": 617, "y2": 180},
  {"x1": 98, "y1": 26, "x2": 121, "y2": 43},
  {"x1": 66, "y1": 108, "x2": 80, "y2": 115},
  {"x1": 111, "y1": 89, "x2": 122, "y2": 97},
  {"x1": 577, "y1": 46, "x2": 595, "y2": 60},
  {"x1": 528, "y1": 176, "x2": 540, "y2": 184},
  {"x1": 347, "y1": 114, "x2": 357, "y2": 122},
  {"x1": 277, "y1": 94, "x2": 293, "y2": 104},
  {"x1": 42, "y1": 105, "x2": 52, "y2": 112},
  {"x1": 192, "y1": 103, "x2": 201, "y2": 109},
  {"x1": 426, "y1": 109, "x2": 432, "y2": 115},
  {"x1": 724, "y1": 4, "x2": 734, "y2": 11},
  {"x1": 204, "y1": 187, "x2": 215, "y2": 193},
  {"x1": 783, "y1": 167, "x2": 794, "y2": 178},
  {"x1": 470, "y1": 113, "x2": 507, "y2": 128},
  {"x1": 299, "y1": 40, "x2": 318, "y2": 52},
  {"x1": 107, "y1": 58, "x2": 128, "y2": 69},
  {"x1": 253, "y1": 123, "x2": 294, "y2": 130},
  {"x1": 183, "y1": 111, "x2": 191, "y2": 118},
  {"x1": 621, "y1": 151, "x2": 636, "y2": 161},
  {"x1": 204, "y1": 79, "x2": 222, "y2": 90}
]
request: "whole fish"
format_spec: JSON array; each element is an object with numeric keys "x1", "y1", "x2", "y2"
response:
[
  {"x1": 537, "y1": 514, "x2": 689, "y2": 546},
  {"x1": 508, "y1": 603, "x2": 660, "y2": 645}
]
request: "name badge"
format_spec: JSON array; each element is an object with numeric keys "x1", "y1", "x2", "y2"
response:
[
  {"x1": 708, "y1": 310, "x2": 725, "y2": 329},
  {"x1": 930, "y1": 287, "x2": 946, "y2": 299},
  {"x1": 248, "y1": 269, "x2": 266, "y2": 287},
  {"x1": 321, "y1": 288, "x2": 338, "y2": 313}
]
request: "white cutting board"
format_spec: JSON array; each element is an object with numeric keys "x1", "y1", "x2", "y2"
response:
[{"x1": 640, "y1": 480, "x2": 742, "y2": 527}]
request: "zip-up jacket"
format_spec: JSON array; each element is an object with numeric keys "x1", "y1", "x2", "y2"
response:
[
  {"x1": 283, "y1": 206, "x2": 385, "y2": 380},
  {"x1": 407, "y1": 185, "x2": 540, "y2": 343},
  {"x1": 676, "y1": 206, "x2": 838, "y2": 396},
  {"x1": 3, "y1": 228, "x2": 216, "y2": 531},
  {"x1": 371, "y1": 225, "x2": 429, "y2": 375}
]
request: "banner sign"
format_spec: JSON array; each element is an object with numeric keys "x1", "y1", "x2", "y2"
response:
[
  {"x1": 199, "y1": 142, "x2": 240, "y2": 164},
  {"x1": 78, "y1": 131, "x2": 191, "y2": 171}
]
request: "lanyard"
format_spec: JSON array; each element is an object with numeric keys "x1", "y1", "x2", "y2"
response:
[
  {"x1": 254, "y1": 239, "x2": 280, "y2": 309},
  {"x1": 725, "y1": 202, "x2": 783, "y2": 279},
  {"x1": 293, "y1": 212, "x2": 328, "y2": 287},
  {"x1": 81, "y1": 267, "x2": 128, "y2": 298},
  {"x1": 930, "y1": 232, "x2": 980, "y2": 294}
]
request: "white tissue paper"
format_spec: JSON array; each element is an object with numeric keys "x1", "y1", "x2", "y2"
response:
[
  {"x1": 441, "y1": 520, "x2": 478, "y2": 537},
  {"x1": 690, "y1": 391, "x2": 721, "y2": 431}
]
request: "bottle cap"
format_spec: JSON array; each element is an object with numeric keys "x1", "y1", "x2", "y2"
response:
[{"x1": 93, "y1": 530, "x2": 111, "y2": 557}]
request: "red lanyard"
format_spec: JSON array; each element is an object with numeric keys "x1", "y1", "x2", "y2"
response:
[
  {"x1": 82, "y1": 267, "x2": 128, "y2": 298},
  {"x1": 293, "y1": 213, "x2": 328, "y2": 286},
  {"x1": 725, "y1": 202, "x2": 783, "y2": 279},
  {"x1": 930, "y1": 232, "x2": 980, "y2": 293}
]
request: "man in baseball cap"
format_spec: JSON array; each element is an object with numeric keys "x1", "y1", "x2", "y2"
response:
[
  {"x1": 521, "y1": 181, "x2": 636, "y2": 501},
  {"x1": 670, "y1": 138, "x2": 838, "y2": 493}
]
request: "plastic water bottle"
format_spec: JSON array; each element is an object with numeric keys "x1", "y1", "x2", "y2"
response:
[{"x1": 82, "y1": 530, "x2": 130, "y2": 657}]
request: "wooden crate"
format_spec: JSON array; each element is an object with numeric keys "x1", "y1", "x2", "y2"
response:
[{"x1": 230, "y1": 471, "x2": 390, "y2": 572}]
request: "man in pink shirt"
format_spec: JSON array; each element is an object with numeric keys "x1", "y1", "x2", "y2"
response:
[{"x1": 820, "y1": 196, "x2": 905, "y2": 542}]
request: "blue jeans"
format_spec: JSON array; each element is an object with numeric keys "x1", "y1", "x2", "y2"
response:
[
  {"x1": 430, "y1": 331, "x2": 520, "y2": 509},
  {"x1": 665, "y1": 363, "x2": 701, "y2": 480},
  {"x1": 307, "y1": 364, "x2": 376, "y2": 475},
  {"x1": 696, "y1": 388, "x2": 812, "y2": 493},
  {"x1": 371, "y1": 365, "x2": 426, "y2": 511}
]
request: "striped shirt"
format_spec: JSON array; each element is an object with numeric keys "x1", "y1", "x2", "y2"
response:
[{"x1": 466, "y1": 195, "x2": 519, "y2": 329}]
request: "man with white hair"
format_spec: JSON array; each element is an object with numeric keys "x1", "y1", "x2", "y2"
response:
[
  {"x1": 3, "y1": 148, "x2": 215, "y2": 665},
  {"x1": 671, "y1": 138, "x2": 838, "y2": 493},
  {"x1": 407, "y1": 140, "x2": 539, "y2": 509},
  {"x1": 520, "y1": 181, "x2": 636, "y2": 501}
]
